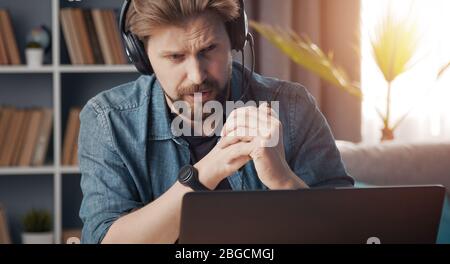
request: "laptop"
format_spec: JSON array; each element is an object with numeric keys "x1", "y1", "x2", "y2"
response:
[{"x1": 178, "y1": 185, "x2": 446, "y2": 244}]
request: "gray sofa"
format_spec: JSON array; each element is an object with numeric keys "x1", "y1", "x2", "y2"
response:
[
  {"x1": 336, "y1": 140, "x2": 450, "y2": 191},
  {"x1": 336, "y1": 140, "x2": 450, "y2": 243}
]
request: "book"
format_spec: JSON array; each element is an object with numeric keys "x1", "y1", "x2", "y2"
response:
[
  {"x1": 1, "y1": 109, "x2": 26, "y2": 166},
  {"x1": 70, "y1": 108, "x2": 81, "y2": 165},
  {"x1": 18, "y1": 109, "x2": 43, "y2": 166},
  {"x1": 110, "y1": 10, "x2": 128, "y2": 64},
  {"x1": 73, "y1": 8, "x2": 95, "y2": 64},
  {"x1": 60, "y1": 7, "x2": 128, "y2": 65},
  {"x1": 0, "y1": 107, "x2": 13, "y2": 156},
  {"x1": 102, "y1": 9, "x2": 118, "y2": 65},
  {"x1": 67, "y1": 8, "x2": 85, "y2": 65},
  {"x1": 32, "y1": 108, "x2": 53, "y2": 166},
  {"x1": 71, "y1": 141, "x2": 79, "y2": 165},
  {"x1": 11, "y1": 109, "x2": 30, "y2": 166},
  {"x1": 60, "y1": 9, "x2": 79, "y2": 65},
  {"x1": 0, "y1": 24, "x2": 8, "y2": 64},
  {"x1": 0, "y1": 9, "x2": 21, "y2": 65},
  {"x1": 0, "y1": 109, "x2": 25, "y2": 166},
  {"x1": 83, "y1": 9, "x2": 104, "y2": 64},
  {"x1": 101, "y1": 10, "x2": 116, "y2": 64},
  {"x1": 0, "y1": 205, "x2": 11, "y2": 244},
  {"x1": 92, "y1": 9, "x2": 114, "y2": 65},
  {"x1": 62, "y1": 108, "x2": 80, "y2": 165}
]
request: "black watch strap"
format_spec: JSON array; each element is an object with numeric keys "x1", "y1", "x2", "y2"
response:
[
  {"x1": 178, "y1": 165, "x2": 210, "y2": 191},
  {"x1": 189, "y1": 178, "x2": 210, "y2": 191}
]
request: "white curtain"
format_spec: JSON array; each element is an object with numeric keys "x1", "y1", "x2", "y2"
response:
[{"x1": 361, "y1": 0, "x2": 450, "y2": 144}]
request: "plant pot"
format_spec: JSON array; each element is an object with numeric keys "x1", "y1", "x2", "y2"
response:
[
  {"x1": 381, "y1": 127, "x2": 395, "y2": 141},
  {"x1": 25, "y1": 48, "x2": 44, "y2": 68},
  {"x1": 21, "y1": 232, "x2": 53, "y2": 244}
]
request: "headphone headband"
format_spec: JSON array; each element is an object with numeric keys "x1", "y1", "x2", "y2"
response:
[
  {"x1": 120, "y1": 0, "x2": 249, "y2": 75},
  {"x1": 119, "y1": 0, "x2": 130, "y2": 43}
]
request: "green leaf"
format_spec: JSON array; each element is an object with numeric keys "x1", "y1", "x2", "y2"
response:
[
  {"x1": 437, "y1": 60, "x2": 450, "y2": 80},
  {"x1": 250, "y1": 21, "x2": 362, "y2": 99},
  {"x1": 370, "y1": 11, "x2": 420, "y2": 83},
  {"x1": 22, "y1": 209, "x2": 52, "y2": 233}
]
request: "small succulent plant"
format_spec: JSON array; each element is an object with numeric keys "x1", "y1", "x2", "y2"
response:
[
  {"x1": 26, "y1": 41, "x2": 42, "y2": 49},
  {"x1": 22, "y1": 209, "x2": 52, "y2": 233}
]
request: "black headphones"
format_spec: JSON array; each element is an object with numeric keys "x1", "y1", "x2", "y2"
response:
[{"x1": 119, "y1": 0, "x2": 250, "y2": 75}]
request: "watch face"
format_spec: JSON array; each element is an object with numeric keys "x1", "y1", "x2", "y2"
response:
[{"x1": 179, "y1": 165, "x2": 194, "y2": 183}]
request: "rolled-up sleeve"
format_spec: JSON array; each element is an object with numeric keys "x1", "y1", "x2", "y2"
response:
[
  {"x1": 78, "y1": 101, "x2": 142, "y2": 244},
  {"x1": 288, "y1": 88, "x2": 355, "y2": 188}
]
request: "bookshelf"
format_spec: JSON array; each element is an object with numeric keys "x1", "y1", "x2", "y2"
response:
[{"x1": 0, "y1": 0, "x2": 139, "y2": 243}]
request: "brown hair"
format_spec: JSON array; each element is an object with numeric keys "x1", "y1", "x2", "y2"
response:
[{"x1": 126, "y1": 0, "x2": 240, "y2": 41}]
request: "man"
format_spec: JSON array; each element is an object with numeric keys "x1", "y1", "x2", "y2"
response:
[{"x1": 78, "y1": 0, "x2": 354, "y2": 244}]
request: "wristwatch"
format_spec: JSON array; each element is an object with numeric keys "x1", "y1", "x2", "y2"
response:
[{"x1": 178, "y1": 165, "x2": 210, "y2": 191}]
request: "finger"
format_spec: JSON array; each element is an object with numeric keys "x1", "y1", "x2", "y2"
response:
[
  {"x1": 217, "y1": 134, "x2": 254, "y2": 149},
  {"x1": 229, "y1": 106, "x2": 259, "y2": 118},
  {"x1": 223, "y1": 106, "x2": 282, "y2": 140},
  {"x1": 258, "y1": 102, "x2": 273, "y2": 124},
  {"x1": 225, "y1": 106, "x2": 259, "y2": 124},
  {"x1": 224, "y1": 141, "x2": 254, "y2": 161},
  {"x1": 259, "y1": 101, "x2": 270, "y2": 111},
  {"x1": 225, "y1": 120, "x2": 280, "y2": 148},
  {"x1": 225, "y1": 117, "x2": 274, "y2": 139},
  {"x1": 227, "y1": 124, "x2": 276, "y2": 146},
  {"x1": 227, "y1": 156, "x2": 252, "y2": 171},
  {"x1": 222, "y1": 107, "x2": 259, "y2": 136},
  {"x1": 222, "y1": 107, "x2": 258, "y2": 136},
  {"x1": 224, "y1": 104, "x2": 278, "y2": 131},
  {"x1": 222, "y1": 113, "x2": 259, "y2": 137},
  {"x1": 233, "y1": 103, "x2": 277, "y2": 134},
  {"x1": 259, "y1": 102, "x2": 280, "y2": 120},
  {"x1": 258, "y1": 116, "x2": 279, "y2": 138},
  {"x1": 225, "y1": 126, "x2": 260, "y2": 139},
  {"x1": 256, "y1": 105, "x2": 282, "y2": 138},
  {"x1": 267, "y1": 102, "x2": 280, "y2": 118}
]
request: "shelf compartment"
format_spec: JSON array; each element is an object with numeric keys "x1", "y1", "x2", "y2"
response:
[
  {"x1": 59, "y1": 65, "x2": 135, "y2": 73},
  {"x1": 61, "y1": 166, "x2": 80, "y2": 174},
  {"x1": 0, "y1": 173, "x2": 53, "y2": 243},
  {"x1": 0, "y1": 66, "x2": 55, "y2": 73},
  {"x1": 0, "y1": 166, "x2": 55, "y2": 175}
]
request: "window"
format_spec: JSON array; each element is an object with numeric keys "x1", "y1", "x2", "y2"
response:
[{"x1": 361, "y1": 0, "x2": 450, "y2": 143}]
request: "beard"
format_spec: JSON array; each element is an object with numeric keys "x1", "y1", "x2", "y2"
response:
[
  {"x1": 176, "y1": 78, "x2": 221, "y2": 99},
  {"x1": 171, "y1": 77, "x2": 229, "y2": 121}
]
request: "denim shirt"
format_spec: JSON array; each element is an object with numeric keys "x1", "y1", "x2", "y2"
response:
[{"x1": 78, "y1": 62, "x2": 354, "y2": 244}]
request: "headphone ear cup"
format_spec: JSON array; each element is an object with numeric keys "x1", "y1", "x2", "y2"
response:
[
  {"x1": 124, "y1": 32, "x2": 153, "y2": 75},
  {"x1": 227, "y1": 0, "x2": 249, "y2": 51}
]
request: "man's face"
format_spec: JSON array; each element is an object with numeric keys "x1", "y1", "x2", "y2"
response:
[{"x1": 146, "y1": 11, "x2": 233, "y2": 117}]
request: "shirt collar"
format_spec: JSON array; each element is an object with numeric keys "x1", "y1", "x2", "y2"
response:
[{"x1": 148, "y1": 78, "x2": 174, "y2": 140}]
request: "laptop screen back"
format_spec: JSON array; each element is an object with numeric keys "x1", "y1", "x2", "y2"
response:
[{"x1": 179, "y1": 186, "x2": 445, "y2": 244}]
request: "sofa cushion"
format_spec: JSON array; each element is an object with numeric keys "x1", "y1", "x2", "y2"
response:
[{"x1": 337, "y1": 141, "x2": 450, "y2": 193}]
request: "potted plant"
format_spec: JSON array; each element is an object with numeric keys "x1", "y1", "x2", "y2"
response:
[
  {"x1": 368, "y1": 11, "x2": 420, "y2": 141},
  {"x1": 25, "y1": 41, "x2": 44, "y2": 68},
  {"x1": 250, "y1": 18, "x2": 441, "y2": 142},
  {"x1": 21, "y1": 209, "x2": 53, "y2": 244},
  {"x1": 25, "y1": 25, "x2": 51, "y2": 67}
]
